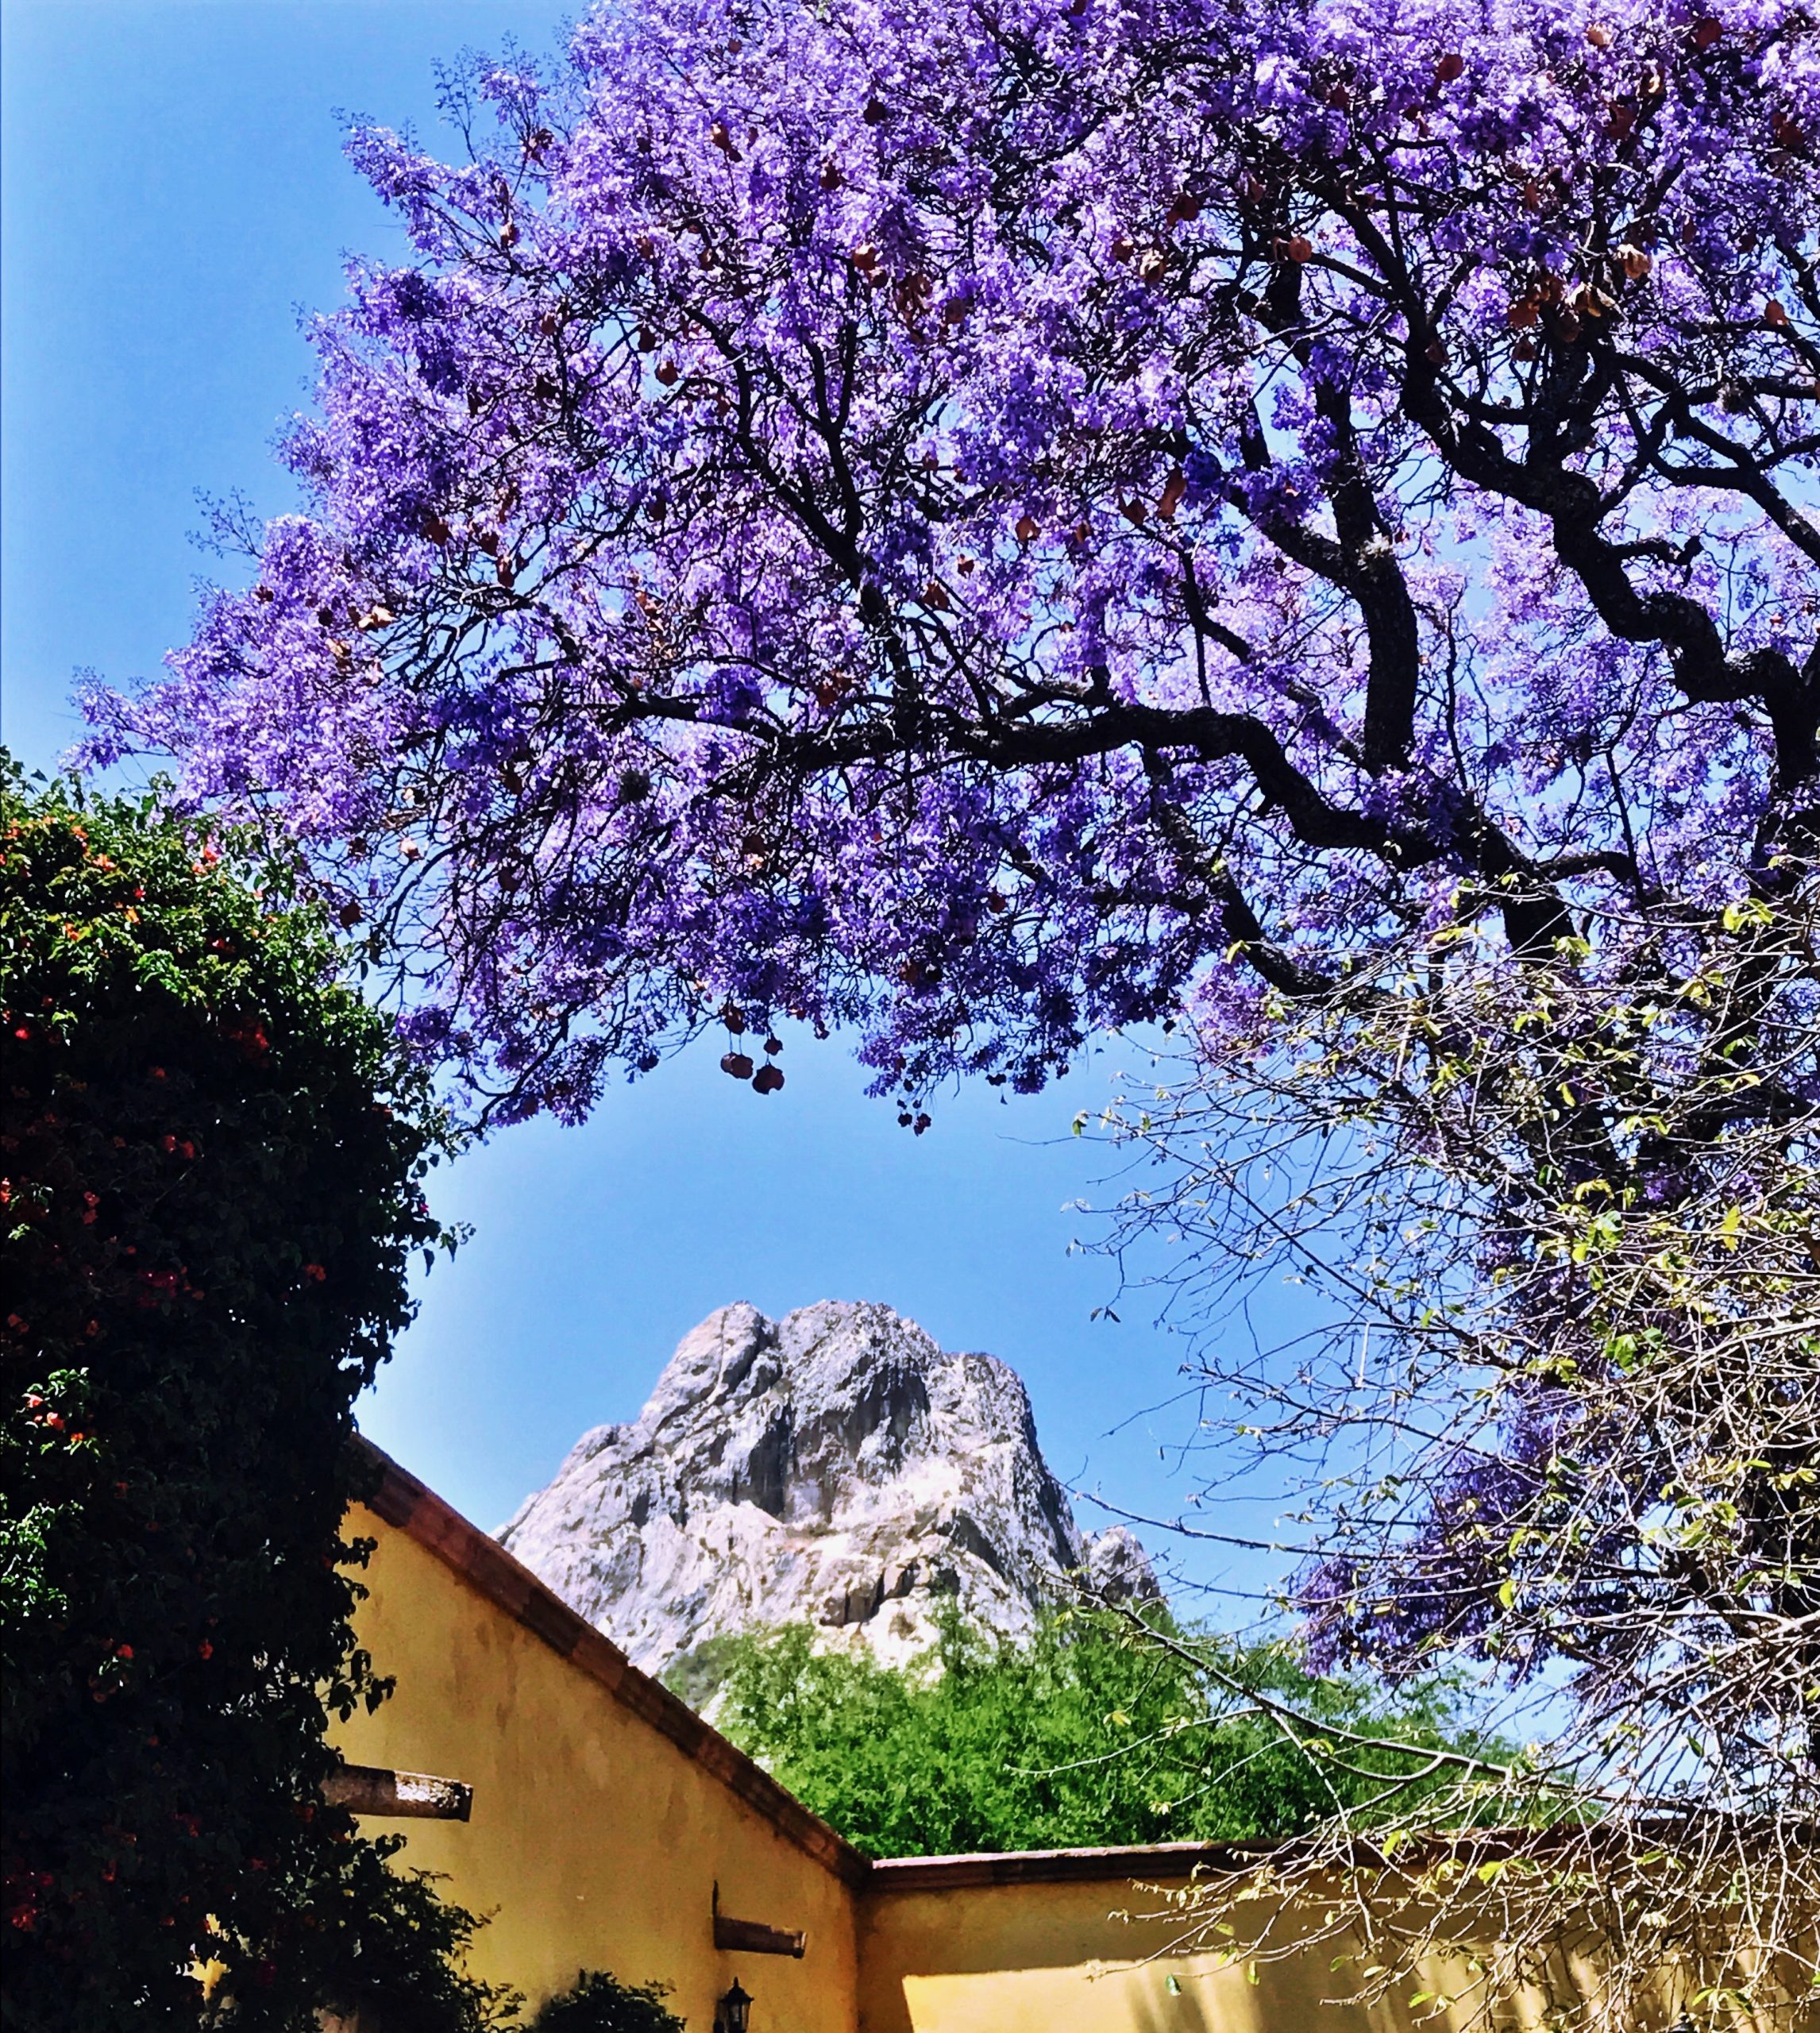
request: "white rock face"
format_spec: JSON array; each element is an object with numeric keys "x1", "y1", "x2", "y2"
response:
[{"x1": 497, "y1": 1300, "x2": 1157, "y2": 1676}]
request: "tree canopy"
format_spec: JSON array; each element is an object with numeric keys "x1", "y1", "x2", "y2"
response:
[
  {"x1": 688, "y1": 1611, "x2": 1486, "y2": 1859},
  {"x1": 82, "y1": 0, "x2": 1818, "y2": 1125}
]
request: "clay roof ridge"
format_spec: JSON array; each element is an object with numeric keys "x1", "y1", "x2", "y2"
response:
[
  {"x1": 349, "y1": 1433, "x2": 872, "y2": 1888},
  {"x1": 862, "y1": 1842, "x2": 1268, "y2": 1892}
]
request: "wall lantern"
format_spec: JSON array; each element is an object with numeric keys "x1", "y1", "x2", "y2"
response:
[{"x1": 715, "y1": 1981, "x2": 754, "y2": 2033}]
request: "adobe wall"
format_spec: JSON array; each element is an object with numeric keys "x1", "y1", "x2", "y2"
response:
[
  {"x1": 333, "y1": 1489, "x2": 862, "y2": 2031},
  {"x1": 854, "y1": 1863, "x2": 1594, "y2": 2033},
  {"x1": 857, "y1": 1870, "x2": 1377, "y2": 2033},
  {"x1": 330, "y1": 1448, "x2": 1659, "y2": 2033}
]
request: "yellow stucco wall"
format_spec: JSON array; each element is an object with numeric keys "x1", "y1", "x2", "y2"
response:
[
  {"x1": 855, "y1": 1877, "x2": 1599, "y2": 2033},
  {"x1": 859, "y1": 1877, "x2": 1352, "y2": 2033},
  {"x1": 333, "y1": 1506, "x2": 859, "y2": 2031},
  {"x1": 332, "y1": 1468, "x2": 1696, "y2": 2033}
]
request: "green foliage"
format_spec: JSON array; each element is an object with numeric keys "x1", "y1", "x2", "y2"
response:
[
  {"x1": 658, "y1": 1632, "x2": 750, "y2": 1715},
  {"x1": 0, "y1": 765, "x2": 501, "y2": 2031},
  {"x1": 528, "y1": 1972, "x2": 684, "y2": 2033},
  {"x1": 707, "y1": 1607, "x2": 1482, "y2": 1860},
  {"x1": 229, "y1": 1839, "x2": 516, "y2": 2033}
]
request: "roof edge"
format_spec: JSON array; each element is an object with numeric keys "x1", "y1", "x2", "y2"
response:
[
  {"x1": 862, "y1": 1842, "x2": 1267, "y2": 1892},
  {"x1": 862, "y1": 1821, "x2": 1800, "y2": 1892},
  {"x1": 348, "y1": 1434, "x2": 871, "y2": 1889}
]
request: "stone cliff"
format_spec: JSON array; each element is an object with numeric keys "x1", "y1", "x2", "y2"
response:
[{"x1": 496, "y1": 1300, "x2": 1156, "y2": 1675}]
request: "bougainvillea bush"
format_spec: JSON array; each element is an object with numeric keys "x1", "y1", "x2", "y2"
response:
[
  {"x1": 76, "y1": 0, "x2": 1818, "y2": 2018},
  {"x1": 0, "y1": 766, "x2": 501, "y2": 2031}
]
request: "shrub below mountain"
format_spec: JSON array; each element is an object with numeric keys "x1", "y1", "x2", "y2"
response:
[{"x1": 696, "y1": 1607, "x2": 1486, "y2": 1859}]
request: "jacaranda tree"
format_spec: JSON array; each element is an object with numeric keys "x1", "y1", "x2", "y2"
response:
[{"x1": 79, "y1": 0, "x2": 1818, "y2": 2021}]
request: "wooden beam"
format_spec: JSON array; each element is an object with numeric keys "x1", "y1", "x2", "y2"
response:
[
  {"x1": 712, "y1": 1915, "x2": 806, "y2": 1958},
  {"x1": 322, "y1": 1764, "x2": 473, "y2": 1822}
]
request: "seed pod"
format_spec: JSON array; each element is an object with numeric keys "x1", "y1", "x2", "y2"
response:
[{"x1": 720, "y1": 1052, "x2": 755, "y2": 1080}]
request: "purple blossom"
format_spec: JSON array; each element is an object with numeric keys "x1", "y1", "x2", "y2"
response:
[{"x1": 74, "y1": 0, "x2": 1815, "y2": 1159}]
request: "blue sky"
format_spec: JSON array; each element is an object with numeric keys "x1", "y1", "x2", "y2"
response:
[{"x1": 2, "y1": 0, "x2": 1303, "y2": 1615}]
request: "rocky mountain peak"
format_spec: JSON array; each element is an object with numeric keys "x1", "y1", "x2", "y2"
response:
[{"x1": 496, "y1": 1300, "x2": 1156, "y2": 1675}]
